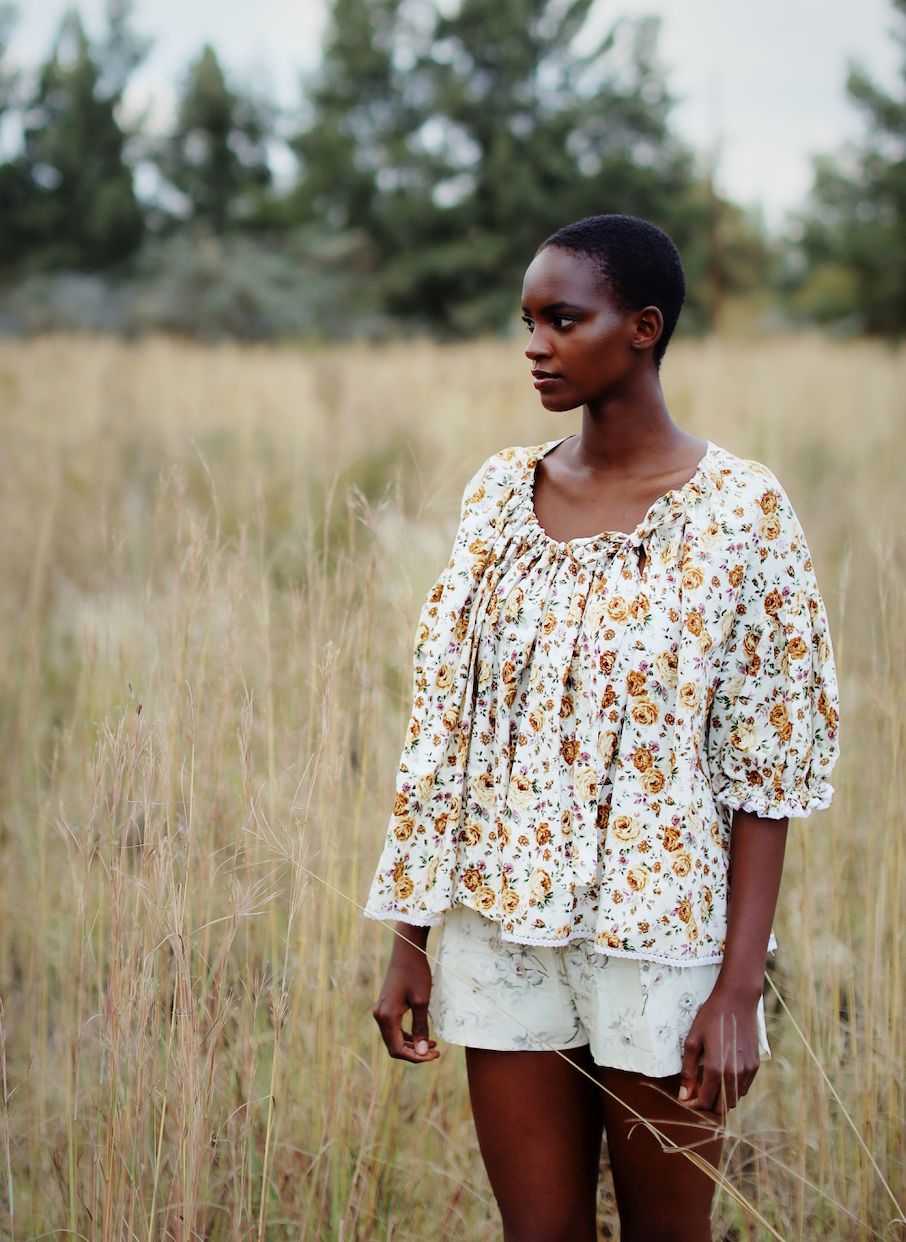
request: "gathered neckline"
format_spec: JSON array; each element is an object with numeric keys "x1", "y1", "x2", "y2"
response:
[{"x1": 525, "y1": 437, "x2": 715, "y2": 551}]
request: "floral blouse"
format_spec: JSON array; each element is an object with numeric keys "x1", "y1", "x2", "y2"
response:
[{"x1": 365, "y1": 441, "x2": 840, "y2": 966}]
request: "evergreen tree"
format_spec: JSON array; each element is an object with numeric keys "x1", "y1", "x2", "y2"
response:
[
  {"x1": 401, "y1": 7, "x2": 700, "y2": 330},
  {"x1": 156, "y1": 45, "x2": 273, "y2": 232},
  {"x1": 0, "y1": 3, "x2": 17, "y2": 117},
  {"x1": 796, "y1": 0, "x2": 906, "y2": 331},
  {"x1": 0, "y1": 2, "x2": 147, "y2": 272},
  {"x1": 291, "y1": 0, "x2": 707, "y2": 332},
  {"x1": 292, "y1": 0, "x2": 387, "y2": 228}
]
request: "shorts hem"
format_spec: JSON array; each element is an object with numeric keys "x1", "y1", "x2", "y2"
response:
[
  {"x1": 434, "y1": 1028, "x2": 590, "y2": 1054},
  {"x1": 433, "y1": 1031, "x2": 703, "y2": 1078}
]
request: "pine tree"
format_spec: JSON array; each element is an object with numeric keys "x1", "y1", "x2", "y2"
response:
[
  {"x1": 0, "y1": 2, "x2": 147, "y2": 272},
  {"x1": 156, "y1": 45, "x2": 273, "y2": 233},
  {"x1": 0, "y1": 3, "x2": 17, "y2": 116},
  {"x1": 796, "y1": 0, "x2": 906, "y2": 331},
  {"x1": 285, "y1": 0, "x2": 422, "y2": 239},
  {"x1": 290, "y1": 0, "x2": 704, "y2": 332},
  {"x1": 396, "y1": 7, "x2": 699, "y2": 330}
]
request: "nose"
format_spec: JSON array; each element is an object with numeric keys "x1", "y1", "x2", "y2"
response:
[{"x1": 525, "y1": 327, "x2": 552, "y2": 363}]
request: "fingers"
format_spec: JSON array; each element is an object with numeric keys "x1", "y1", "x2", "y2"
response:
[
  {"x1": 397, "y1": 1027, "x2": 440, "y2": 1063},
  {"x1": 691, "y1": 1059, "x2": 726, "y2": 1114},
  {"x1": 373, "y1": 998, "x2": 440, "y2": 1064},
  {"x1": 736, "y1": 1061, "x2": 760, "y2": 1103},
  {"x1": 411, "y1": 997, "x2": 433, "y2": 1058},
  {"x1": 681, "y1": 1052, "x2": 761, "y2": 1113},
  {"x1": 678, "y1": 1028, "x2": 702, "y2": 1105}
]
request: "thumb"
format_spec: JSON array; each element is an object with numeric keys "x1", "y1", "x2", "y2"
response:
[
  {"x1": 679, "y1": 1028, "x2": 702, "y2": 1103},
  {"x1": 411, "y1": 997, "x2": 431, "y2": 1057}
]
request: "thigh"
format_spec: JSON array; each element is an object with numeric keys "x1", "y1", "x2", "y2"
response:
[
  {"x1": 597, "y1": 1067, "x2": 723, "y2": 1242},
  {"x1": 466, "y1": 1046, "x2": 603, "y2": 1242}
]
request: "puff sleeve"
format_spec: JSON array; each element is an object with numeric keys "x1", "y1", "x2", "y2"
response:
[
  {"x1": 707, "y1": 481, "x2": 840, "y2": 819},
  {"x1": 364, "y1": 455, "x2": 499, "y2": 924}
]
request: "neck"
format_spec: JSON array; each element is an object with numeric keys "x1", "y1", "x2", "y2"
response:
[{"x1": 575, "y1": 367, "x2": 685, "y2": 472}]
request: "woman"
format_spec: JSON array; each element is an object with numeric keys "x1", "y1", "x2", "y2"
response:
[{"x1": 367, "y1": 215, "x2": 839, "y2": 1241}]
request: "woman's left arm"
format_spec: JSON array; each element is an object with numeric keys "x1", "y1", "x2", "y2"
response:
[{"x1": 678, "y1": 809, "x2": 788, "y2": 1113}]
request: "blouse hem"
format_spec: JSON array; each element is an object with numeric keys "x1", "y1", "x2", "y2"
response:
[
  {"x1": 364, "y1": 908, "x2": 442, "y2": 928},
  {"x1": 715, "y1": 783, "x2": 834, "y2": 820},
  {"x1": 365, "y1": 906, "x2": 739, "y2": 967},
  {"x1": 500, "y1": 928, "x2": 725, "y2": 968}
]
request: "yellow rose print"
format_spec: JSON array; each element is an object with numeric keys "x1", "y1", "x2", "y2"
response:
[
  {"x1": 573, "y1": 767, "x2": 598, "y2": 802},
  {"x1": 470, "y1": 771, "x2": 496, "y2": 808},
  {"x1": 507, "y1": 774, "x2": 535, "y2": 811},
  {"x1": 501, "y1": 888, "x2": 520, "y2": 915},
  {"x1": 611, "y1": 815, "x2": 643, "y2": 843},
  {"x1": 529, "y1": 868, "x2": 552, "y2": 900},
  {"x1": 393, "y1": 816, "x2": 415, "y2": 842},
  {"x1": 475, "y1": 885, "x2": 497, "y2": 911}
]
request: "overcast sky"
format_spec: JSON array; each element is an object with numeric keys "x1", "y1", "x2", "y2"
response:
[{"x1": 7, "y1": 0, "x2": 903, "y2": 227}]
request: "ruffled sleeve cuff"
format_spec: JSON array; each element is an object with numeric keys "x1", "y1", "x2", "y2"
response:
[{"x1": 715, "y1": 780, "x2": 835, "y2": 820}]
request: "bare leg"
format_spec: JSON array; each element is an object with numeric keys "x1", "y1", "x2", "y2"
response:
[
  {"x1": 466, "y1": 1046, "x2": 603, "y2": 1242},
  {"x1": 597, "y1": 1067, "x2": 723, "y2": 1242}
]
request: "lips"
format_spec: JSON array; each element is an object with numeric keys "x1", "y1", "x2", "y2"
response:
[{"x1": 532, "y1": 370, "x2": 563, "y2": 389}]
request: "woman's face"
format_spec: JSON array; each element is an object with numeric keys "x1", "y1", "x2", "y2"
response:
[{"x1": 520, "y1": 246, "x2": 662, "y2": 412}]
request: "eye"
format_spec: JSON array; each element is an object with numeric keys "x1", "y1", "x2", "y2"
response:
[
  {"x1": 522, "y1": 315, "x2": 534, "y2": 331},
  {"x1": 552, "y1": 315, "x2": 576, "y2": 330}
]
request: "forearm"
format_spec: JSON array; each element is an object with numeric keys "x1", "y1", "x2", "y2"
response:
[
  {"x1": 373, "y1": 921, "x2": 439, "y2": 1063},
  {"x1": 716, "y1": 809, "x2": 788, "y2": 999},
  {"x1": 393, "y1": 921, "x2": 431, "y2": 952},
  {"x1": 679, "y1": 810, "x2": 788, "y2": 1108}
]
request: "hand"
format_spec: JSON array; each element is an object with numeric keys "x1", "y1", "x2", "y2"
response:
[
  {"x1": 373, "y1": 924, "x2": 440, "y2": 1064},
  {"x1": 678, "y1": 983, "x2": 761, "y2": 1114}
]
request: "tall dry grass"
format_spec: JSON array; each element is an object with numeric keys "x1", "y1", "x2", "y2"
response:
[{"x1": 0, "y1": 332, "x2": 903, "y2": 1240}]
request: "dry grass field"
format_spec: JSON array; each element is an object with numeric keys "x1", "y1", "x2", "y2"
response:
[{"x1": 0, "y1": 332, "x2": 903, "y2": 1240}]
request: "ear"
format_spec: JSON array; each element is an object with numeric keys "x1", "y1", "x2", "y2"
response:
[{"x1": 630, "y1": 306, "x2": 664, "y2": 355}]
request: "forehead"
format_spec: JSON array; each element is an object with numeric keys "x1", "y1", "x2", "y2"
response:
[{"x1": 521, "y1": 245, "x2": 615, "y2": 310}]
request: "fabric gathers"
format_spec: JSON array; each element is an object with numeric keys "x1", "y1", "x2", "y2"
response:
[{"x1": 365, "y1": 441, "x2": 840, "y2": 966}]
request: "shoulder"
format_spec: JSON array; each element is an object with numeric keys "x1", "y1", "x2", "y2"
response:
[
  {"x1": 699, "y1": 444, "x2": 799, "y2": 529},
  {"x1": 699, "y1": 447, "x2": 817, "y2": 603},
  {"x1": 460, "y1": 441, "x2": 558, "y2": 514}
]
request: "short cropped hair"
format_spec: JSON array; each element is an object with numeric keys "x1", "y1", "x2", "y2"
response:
[{"x1": 539, "y1": 215, "x2": 685, "y2": 367}]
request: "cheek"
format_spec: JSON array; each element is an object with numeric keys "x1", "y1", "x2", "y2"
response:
[
  {"x1": 564, "y1": 333, "x2": 616, "y2": 375},
  {"x1": 587, "y1": 323, "x2": 629, "y2": 362}
]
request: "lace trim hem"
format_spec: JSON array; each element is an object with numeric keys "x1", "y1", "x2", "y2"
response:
[
  {"x1": 715, "y1": 782, "x2": 834, "y2": 820},
  {"x1": 365, "y1": 907, "x2": 779, "y2": 968},
  {"x1": 499, "y1": 928, "x2": 725, "y2": 967},
  {"x1": 364, "y1": 908, "x2": 442, "y2": 928}
]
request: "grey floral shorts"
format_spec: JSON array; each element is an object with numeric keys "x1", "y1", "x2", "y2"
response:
[{"x1": 429, "y1": 905, "x2": 770, "y2": 1078}]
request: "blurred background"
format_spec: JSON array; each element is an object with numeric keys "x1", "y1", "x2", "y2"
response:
[
  {"x1": 2, "y1": 4, "x2": 906, "y2": 1239},
  {"x1": 2, "y1": 0, "x2": 905, "y2": 339}
]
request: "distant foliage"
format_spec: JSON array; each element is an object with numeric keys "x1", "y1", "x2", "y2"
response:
[
  {"x1": 0, "y1": 0, "x2": 769, "y2": 336},
  {"x1": 795, "y1": 0, "x2": 906, "y2": 332},
  {"x1": 0, "y1": 3, "x2": 147, "y2": 272},
  {"x1": 155, "y1": 45, "x2": 273, "y2": 233},
  {"x1": 290, "y1": 0, "x2": 760, "y2": 332}
]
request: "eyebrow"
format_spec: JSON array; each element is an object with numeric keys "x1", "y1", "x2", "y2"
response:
[{"x1": 521, "y1": 300, "x2": 586, "y2": 315}]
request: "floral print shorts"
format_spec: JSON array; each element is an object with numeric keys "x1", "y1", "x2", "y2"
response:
[{"x1": 429, "y1": 905, "x2": 770, "y2": 1078}]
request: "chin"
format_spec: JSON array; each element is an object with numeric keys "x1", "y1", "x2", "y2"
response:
[{"x1": 539, "y1": 393, "x2": 580, "y2": 413}]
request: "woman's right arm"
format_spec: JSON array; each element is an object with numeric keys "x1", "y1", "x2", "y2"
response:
[{"x1": 373, "y1": 923, "x2": 441, "y2": 1063}]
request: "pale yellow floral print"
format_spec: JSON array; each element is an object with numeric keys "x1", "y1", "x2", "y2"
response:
[{"x1": 366, "y1": 441, "x2": 840, "y2": 966}]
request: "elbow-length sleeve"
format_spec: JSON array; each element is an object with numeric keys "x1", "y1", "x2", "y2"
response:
[
  {"x1": 707, "y1": 479, "x2": 840, "y2": 819},
  {"x1": 364, "y1": 454, "x2": 499, "y2": 924}
]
